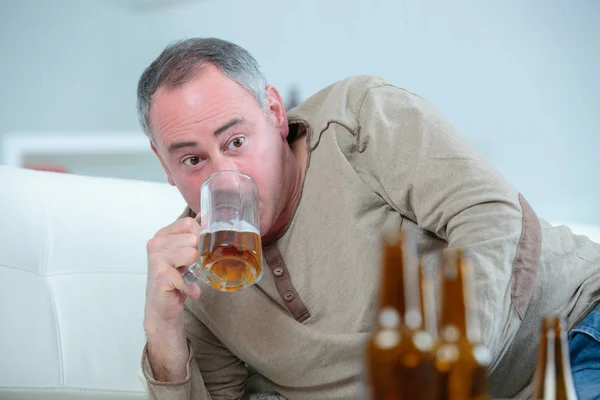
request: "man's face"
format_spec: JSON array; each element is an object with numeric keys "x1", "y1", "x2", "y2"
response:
[{"x1": 148, "y1": 63, "x2": 289, "y2": 235}]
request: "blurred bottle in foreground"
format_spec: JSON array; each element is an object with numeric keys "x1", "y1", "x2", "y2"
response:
[
  {"x1": 435, "y1": 248, "x2": 492, "y2": 400},
  {"x1": 365, "y1": 226, "x2": 405, "y2": 399},
  {"x1": 365, "y1": 226, "x2": 441, "y2": 399},
  {"x1": 532, "y1": 315, "x2": 578, "y2": 400}
]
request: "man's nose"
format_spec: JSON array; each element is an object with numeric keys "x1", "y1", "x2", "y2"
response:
[{"x1": 209, "y1": 156, "x2": 239, "y2": 176}]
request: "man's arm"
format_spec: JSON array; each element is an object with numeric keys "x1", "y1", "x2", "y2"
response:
[
  {"x1": 142, "y1": 306, "x2": 248, "y2": 400},
  {"x1": 346, "y1": 82, "x2": 541, "y2": 369}
]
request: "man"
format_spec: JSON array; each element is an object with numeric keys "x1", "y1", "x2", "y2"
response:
[{"x1": 137, "y1": 37, "x2": 600, "y2": 399}]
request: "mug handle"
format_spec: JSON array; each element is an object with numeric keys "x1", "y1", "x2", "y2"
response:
[
  {"x1": 182, "y1": 263, "x2": 200, "y2": 285},
  {"x1": 181, "y1": 212, "x2": 202, "y2": 285}
]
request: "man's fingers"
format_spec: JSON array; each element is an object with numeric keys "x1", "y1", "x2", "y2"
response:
[
  {"x1": 148, "y1": 245, "x2": 200, "y2": 300},
  {"x1": 169, "y1": 268, "x2": 202, "y2": 300},
  {"x1": 154, "y1": 217, "x2": 200, "y2": 237},
  {"x1": 184, "y1": 279, "x2": 201, "y2": 301},
  {"x1": 144, "y1": 219, "x2": 203, "y2": 329},
  {"x1": 153, "y1": 263, "x2": 201, "y2": 300},
  {"x1": 147, "y1": 233, "x2": 199, "y2": 254},
  {"x1": 152, "y1": 246, "x2": 198, "y2": 272}
]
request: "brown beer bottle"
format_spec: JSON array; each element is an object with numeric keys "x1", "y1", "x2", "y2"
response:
[
  {"x1": 436, "y1": 248, "x2": 492, "y2": 400},
  {"x1": 395, "y1": 255, "x2": 441, "y2": 400},
  {"x1": 365, "y1": 226, "x2": 405, "y2": 400},
  {"x1": 532, "y1": 315, "x2": 578, "y2": 400}
]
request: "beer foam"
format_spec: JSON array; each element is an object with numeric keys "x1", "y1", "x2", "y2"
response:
[{"x1": 201, "y1": 220, "x2": 260, "y2": 235}]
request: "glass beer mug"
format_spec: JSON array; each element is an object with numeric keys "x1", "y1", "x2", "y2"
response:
[{"x1": 182, "y1": 170, "x2": 263, "y2": 292}]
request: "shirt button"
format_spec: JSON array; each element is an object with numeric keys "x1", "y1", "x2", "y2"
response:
[
  {"x1": 273, "y1": 267, "x2": 284, "y2": 277},
  {"x1": 284, "y1": 291, "x2": 294, "y2": 302}
]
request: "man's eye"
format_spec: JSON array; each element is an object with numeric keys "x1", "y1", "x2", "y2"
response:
[
  {"x1": 227, "y1": 137, "x2": 245, "y2": 150},
  {"x1": 183, "y1": 156, "x2": 201, "y2": 166}
]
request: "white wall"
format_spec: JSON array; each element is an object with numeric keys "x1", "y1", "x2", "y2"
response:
[{"x1": 1, "y1": 0, "x2": 598, "y2": 225}]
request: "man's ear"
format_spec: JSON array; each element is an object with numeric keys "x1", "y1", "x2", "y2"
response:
[
  {"x1": 150, "y1": 140, "x2": 175, "y2": 186},
  {"x1": 265, "y1": 85, "x2": 289, "y2": 140}
]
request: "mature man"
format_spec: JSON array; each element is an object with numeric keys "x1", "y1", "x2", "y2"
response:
[{"x1": 137, "y1": 37, "x2": 600, "y2": 399}]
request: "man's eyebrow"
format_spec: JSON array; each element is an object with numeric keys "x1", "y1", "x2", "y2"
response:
[
  {"x1": 166, "y1": 118, "x2": 245, "y2": 153},
  {"x1": 214, "y1": 117, "x2": 245, "y2": 136},
  {"x1": 168, "y1": 141, "x2": 198, "y2": 153}
]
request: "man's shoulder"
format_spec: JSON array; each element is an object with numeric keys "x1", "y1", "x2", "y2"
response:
[
  {"x1": 288, "y1": 75, "x2": 419, "y2": 123},
  {"x1": 322, "y1": 74, "x2": 418, "y2": 102},
  {"x1": 326, "y1": 74, "x2": 391, "y2": 93},
  {"x1": 305, "y1": 74, "x2": 396, "y2": 107}
]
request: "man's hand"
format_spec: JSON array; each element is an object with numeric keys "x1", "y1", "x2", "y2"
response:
[{"x1": 144, "y1": 217, "x2": 202, "y2": 382}]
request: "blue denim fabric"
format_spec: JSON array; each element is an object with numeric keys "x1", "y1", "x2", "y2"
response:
[{"x1": 569, "y1": 303, "x2": 600, "y2": 400}]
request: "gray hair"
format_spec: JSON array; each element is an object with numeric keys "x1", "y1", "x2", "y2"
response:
[{"x1": 136, "y1": 37, "x2": 268, "y2": 140}]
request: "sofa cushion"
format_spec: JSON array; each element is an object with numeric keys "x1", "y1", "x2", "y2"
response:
[{"x1": 0, "y1": 166, "x2": 185, "y2": 399}]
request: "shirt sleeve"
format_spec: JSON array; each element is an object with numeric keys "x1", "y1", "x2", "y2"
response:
[
  {"x1": 141, "y1": 306, "x2": 248, "y2": 400},
  {"x1": 345, "y1": 82, "x2": 541, "y2": 362}
]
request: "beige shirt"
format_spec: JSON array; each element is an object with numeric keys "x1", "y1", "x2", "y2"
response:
[{"x1": 142, "y1": 75, "x2": 600, "y2": 399}]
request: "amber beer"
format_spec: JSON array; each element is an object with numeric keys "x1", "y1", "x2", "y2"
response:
[
  {"x1": 436, "y1": 248, "x2": 491, "y2": 400},
  {"x1": 532, "y1": 315, "x2": 578, "y2": 400},
  {"x1": 198, "y1": 223, "x2": 262, "y2": 292}
]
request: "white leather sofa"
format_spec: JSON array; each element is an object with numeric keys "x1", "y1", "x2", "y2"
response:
[
  {"x1": 0, "y1": 165, "x2": 599, "y2": 400},
  {"x1": 0, "y1": 166, "x2": 186, "y2": 400}
]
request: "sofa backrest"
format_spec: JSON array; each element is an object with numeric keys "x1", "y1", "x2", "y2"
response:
[{"x1": 0, "y1": 166, "x2": 186, "y2": 399}]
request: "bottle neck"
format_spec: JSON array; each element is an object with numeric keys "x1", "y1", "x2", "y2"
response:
[
  {"x1": 403, "y1": 243, "x2": 422, "y2": 331},
  {"x1": 440, "y1": 249, "x2": 477, "y2": 342},
  {"x1": 552, "y1": 317, "x2": 578, "y2": 398},
  {"x1": 534, "y1": 319, "x2": 551, "y2": 398},
  {"x1": 377, "y1": 228, "x2": 423, "y2": 331},
  {"x1": 378, "y1": 233, "x2": 405, "y2": 315},
  {"x1": 534, "y1": 316, "x2": 578, "y2": 399},
  {"x1": 419, "y1": 262, "x2": 438, "y2": 336}
]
